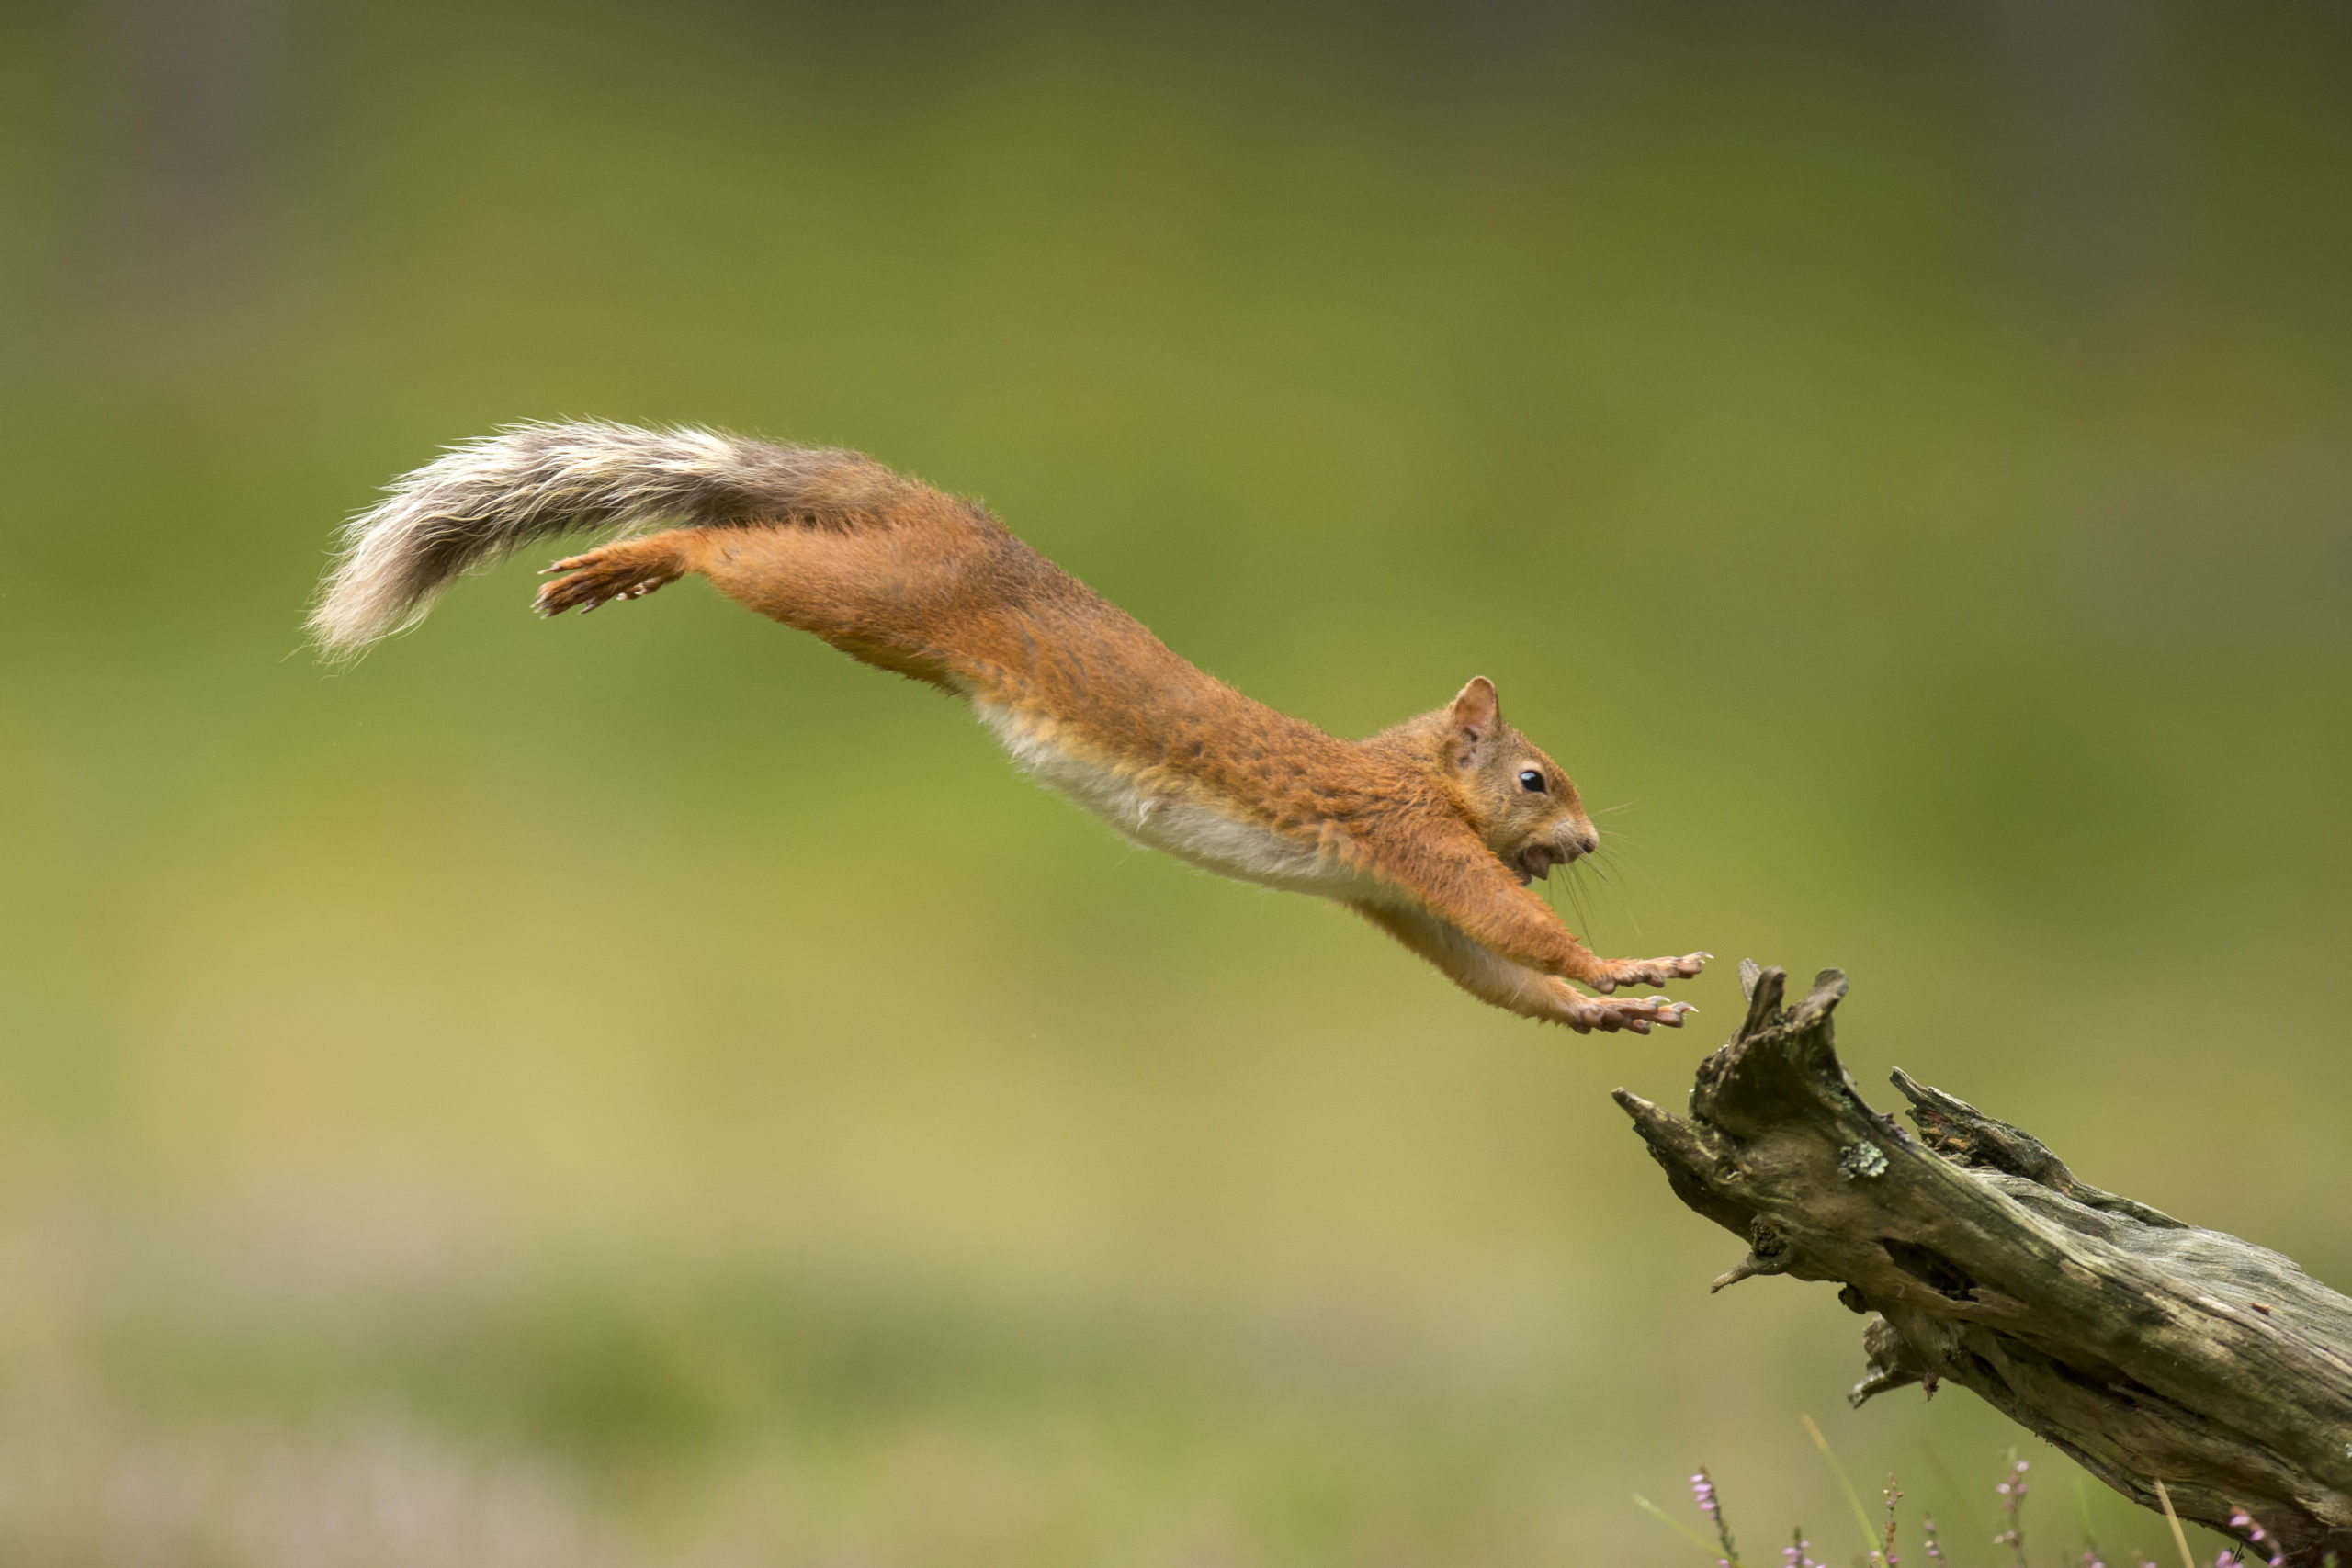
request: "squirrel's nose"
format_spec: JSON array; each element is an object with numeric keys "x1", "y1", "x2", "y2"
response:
[{"x1": 1574, "y1": 829, "x2": 1600, "y2": 857}]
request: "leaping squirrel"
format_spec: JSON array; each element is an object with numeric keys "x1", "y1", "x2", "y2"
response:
[{"x1": 311, "y1": 423, "x2": 1708, "y2": 1032}]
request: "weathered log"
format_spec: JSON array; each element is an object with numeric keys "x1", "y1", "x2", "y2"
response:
[{"x1": 1615, "y1": 962, "x2": 2352, "y2": 1564}]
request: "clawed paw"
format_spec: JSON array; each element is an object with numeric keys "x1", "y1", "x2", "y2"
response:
[
  {"x1": 1589, "y1": 951, "x2": 1712, "y2": 995},
  {"x1": 534, "y1": 550, "x2": 680, "y2": 616},
  {"x1": 1564, "y1": 993, "x2": 1696, "y2": 1036}
]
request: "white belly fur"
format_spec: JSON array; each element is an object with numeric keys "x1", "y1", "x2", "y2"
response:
[{"x1": 973, "y1": 700, "x2": 1383, "y2": 900}]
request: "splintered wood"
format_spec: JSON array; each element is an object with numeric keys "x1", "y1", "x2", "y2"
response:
[{"x1": 1616, "y1": 963, "x2": 2352, "y2": 1564}]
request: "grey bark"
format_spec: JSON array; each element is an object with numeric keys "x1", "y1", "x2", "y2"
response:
[{"x1": 1614, "y1": 963, "x2": 2352, "y2": 1564}]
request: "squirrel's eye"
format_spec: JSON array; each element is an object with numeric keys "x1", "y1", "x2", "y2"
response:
[{"x1": 1518, "y1": 770, "x2": 1546, "y2": 793}]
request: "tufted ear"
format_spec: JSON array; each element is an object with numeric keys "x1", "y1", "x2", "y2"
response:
[{"x1": 1448, "y1": 676, "x2": 1499, "y2": 766}]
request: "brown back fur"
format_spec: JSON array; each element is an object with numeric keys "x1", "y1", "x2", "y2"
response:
[{"x1": 334, "y1": 423, "x2": 1707, "y2": 1032}]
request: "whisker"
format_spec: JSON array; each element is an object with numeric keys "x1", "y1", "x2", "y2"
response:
[
  {"x1": 1598, "y1": 841, "x2": 1671, "y2": 907},
  {"x1": 1543, "y1": 873, "x2": 1578, "y2": 941},
  {"x1": 1557, "y1": 861, "x2": 1598, "y2": 941},
  {"x1": 1584, "y1": 850, "x2": 1644, "y2": 939}
]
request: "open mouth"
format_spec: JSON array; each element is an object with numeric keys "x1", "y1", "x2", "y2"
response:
[{"x1": 1513, "y1": 844, "x2": 1570, "y2": 885}]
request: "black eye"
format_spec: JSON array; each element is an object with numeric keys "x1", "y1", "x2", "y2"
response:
[{"x1": 1518, "y1": 770, "x2": 1546, "y2": 793}]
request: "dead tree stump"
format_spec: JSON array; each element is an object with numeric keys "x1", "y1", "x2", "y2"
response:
[{"x1": 1615, "y1": 962, "x2": 2352, "y2": 1564}]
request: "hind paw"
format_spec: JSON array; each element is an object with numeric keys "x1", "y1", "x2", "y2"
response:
[{"x1": 534, "y1": 545, "x2": 681, "y2": 616}]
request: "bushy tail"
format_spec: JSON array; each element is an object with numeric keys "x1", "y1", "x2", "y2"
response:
[{"x1": 309, "y1": 421, "x2": 914, "y2": 659}]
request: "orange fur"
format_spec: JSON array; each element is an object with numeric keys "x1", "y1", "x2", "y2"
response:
[{"x1": 535, "y1": 460, "x2": 1707, "y2": 1033}]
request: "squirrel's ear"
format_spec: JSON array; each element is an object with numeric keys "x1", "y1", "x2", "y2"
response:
[
  {"x1": 1448, "y1": 677, "x2": 1499, "y2": 766},
  {"x1": 1449, "y1": 676, "x2": 1499, "y2": 734}
]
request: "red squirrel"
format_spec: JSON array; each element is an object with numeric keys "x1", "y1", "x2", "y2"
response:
[{"x1": 311, "y1": 423, "x2": 1708, "y2": 1032}]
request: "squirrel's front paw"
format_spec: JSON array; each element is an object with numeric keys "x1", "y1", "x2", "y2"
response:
[
  {"x1": 1561, "y1": 991, "x2": 1694, "y2": 1036},
  {"x1": 1588, "y1": 951, "x2": 1711, "y2": 995}
]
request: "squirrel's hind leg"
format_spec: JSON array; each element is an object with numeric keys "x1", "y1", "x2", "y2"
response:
[{"x1": 535, "y1": 533, "x2": 697, "y2": 616}]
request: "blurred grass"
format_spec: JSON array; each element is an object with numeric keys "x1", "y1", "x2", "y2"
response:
[{"x1": 0, "y1": 0, "x2": 2346, "y2": 1562}]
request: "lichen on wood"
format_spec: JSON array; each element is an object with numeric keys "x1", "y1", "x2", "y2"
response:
[{"x1": 1615, "y1": 962, "x2": 2352, "y2": 1564}]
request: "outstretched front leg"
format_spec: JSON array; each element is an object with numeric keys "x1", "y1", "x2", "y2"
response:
[
  {"x1": 1585, "y1": 951, "x2": 1712, "y2": 995},
  {"x1": 1354, "y1": 904, "x2": 1693, "y2": 1034},
  {"x1": 1364, "y1": 829, "x2": 1709, "y2": 998}
]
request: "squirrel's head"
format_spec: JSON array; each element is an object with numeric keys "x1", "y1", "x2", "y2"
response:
[{"x1": 1433, "y1": 676, "x2": 1600, "y2": 885}]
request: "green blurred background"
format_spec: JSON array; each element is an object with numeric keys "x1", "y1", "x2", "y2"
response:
[{"x1": 1, "y1": 1, "x2": 2346, "y2": 1561}]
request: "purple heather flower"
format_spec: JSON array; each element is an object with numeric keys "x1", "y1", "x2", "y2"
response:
[
  {"x1": 2227, "y1": 1510, "x2": 2286, "y2": 1568},
  {"x1": 1993, "y1": 1459, "x2": 2031, "y2": 1566},
  {"x1": 1690, "y1": 1465, "x2": 1737, "y2": 1562}
]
